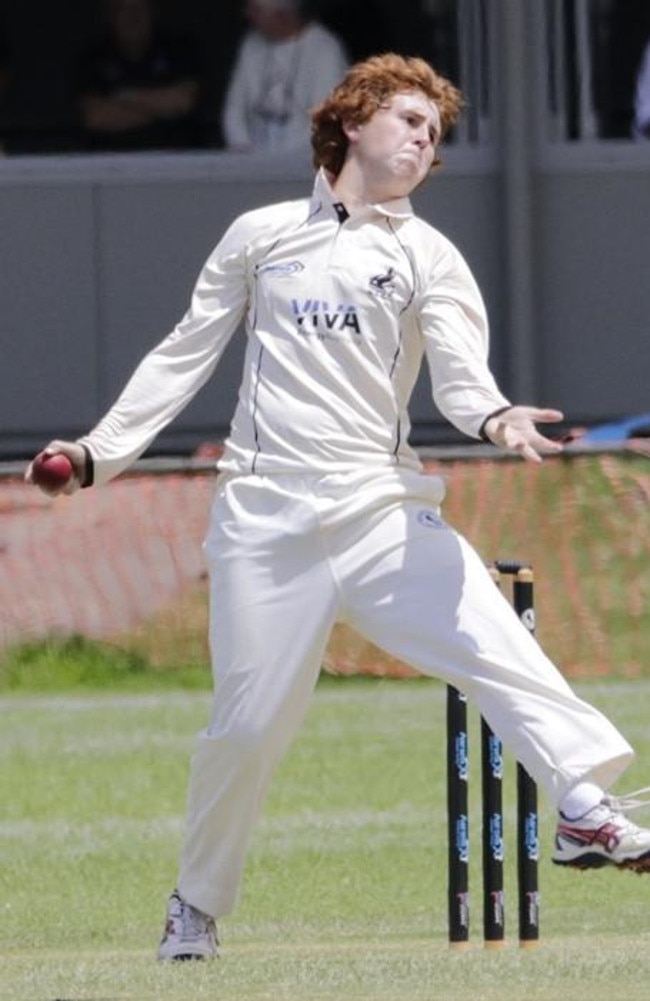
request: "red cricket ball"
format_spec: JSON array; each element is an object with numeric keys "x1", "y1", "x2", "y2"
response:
[{"x1": 32, "y1": 452, "x2": 74, "y2": 490}]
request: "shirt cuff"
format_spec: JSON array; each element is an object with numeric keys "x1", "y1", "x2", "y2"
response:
[
  {"x1": 78, "y1": 442, "x2": 95, "y2": 488},
  {"x1": 478, "y1": 405, "x2": 512, "y2": 443}
]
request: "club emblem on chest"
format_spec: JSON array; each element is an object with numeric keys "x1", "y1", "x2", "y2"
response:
[{"x1": 369, "y1": 267, "x2": 397, "y2": 300}]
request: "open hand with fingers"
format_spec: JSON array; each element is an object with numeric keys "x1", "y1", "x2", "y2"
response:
[{"x1": 482, "y1": 406, "x2": 564, "y2": 463}]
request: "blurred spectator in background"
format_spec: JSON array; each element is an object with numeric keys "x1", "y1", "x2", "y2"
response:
[
  {"x1": 77, "y1": 0, "x2": 202, "y2": 152},
  {"x1": 589, "y1": 0, "x2": 650, "y2": 139},
  {"x1": 633, "y1": 38, "x2": 650, "y2": 138},
  {"x1": 222, "y1": 0, "x2": 348, "y2": 153}
]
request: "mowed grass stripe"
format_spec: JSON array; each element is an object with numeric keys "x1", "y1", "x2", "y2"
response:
[
  {"x1": 2, "y1": 678, "x2": 650, "y2": 1001},
  {"x1": 4, "y1": 938, "x2": 650, "y2": 1001}
]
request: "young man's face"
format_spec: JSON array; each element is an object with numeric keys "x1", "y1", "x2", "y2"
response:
[{"x1": 344, "y1": 91, "x2": 441, "y2": 198}]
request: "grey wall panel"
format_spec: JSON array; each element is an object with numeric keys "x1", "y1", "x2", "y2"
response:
[
  {"x1": 535, "y1": 172, "x2": 650, "y2": 420},
  {"x1": 0, "y1": 184, "x2": 98, "y2": 442}
]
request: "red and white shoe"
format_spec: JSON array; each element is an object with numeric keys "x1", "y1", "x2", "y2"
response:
[
  {"x1": 157, "y1": 890, "x2": 218, "y2": 961},
  {"x1": 553, "y1": 789, "x2": 650, "y2": 872}
]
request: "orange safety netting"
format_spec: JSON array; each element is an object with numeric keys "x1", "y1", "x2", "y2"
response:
[{"x1": 1, "y1": 450, "x2": 649, "y2": 678}]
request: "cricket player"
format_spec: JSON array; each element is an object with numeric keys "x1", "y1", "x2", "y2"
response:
[{"x1": 27, "y1": 53, "x2": 650, "y2": 961}]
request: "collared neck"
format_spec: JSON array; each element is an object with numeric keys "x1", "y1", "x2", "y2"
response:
[{"x1": 310, "y1": 168, "x2": 414, "y2": 222}]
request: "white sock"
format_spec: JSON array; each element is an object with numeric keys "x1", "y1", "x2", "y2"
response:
[{"x1": 559, "y1": 781, "x2": 604, "y2": 820}]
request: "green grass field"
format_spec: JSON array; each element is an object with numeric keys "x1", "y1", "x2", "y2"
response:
[{"x1": 2, "y1": 676, "x2": 650, "y2": 1001}]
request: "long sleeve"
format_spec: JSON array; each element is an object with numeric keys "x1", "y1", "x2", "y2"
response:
[
  {"x1": 418, "y1": 241, "x2": 510, "y2": 439},
  {"x1": 79, "y1": 217, "x2": 251, "y2": 485}
]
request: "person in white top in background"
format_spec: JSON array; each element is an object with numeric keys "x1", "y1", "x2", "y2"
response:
[
  {"x1": 633, "y1": 39, "x2": 650, "y2": 138},
  {"x1": 27, "y1": 53, "x2": 650, "y2": 962},
  {"x1": 222, "y1": 0, "x2": 348, "y2": 152}
]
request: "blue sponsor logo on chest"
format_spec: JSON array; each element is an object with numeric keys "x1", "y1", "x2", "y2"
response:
[
  {"x1": 291, "y1": 298, "x2": 361, "y2": 336},
  {"x1": 258, "y1": 260, "x2": 305, "y2": 277}
]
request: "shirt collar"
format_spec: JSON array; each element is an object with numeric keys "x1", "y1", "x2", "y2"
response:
[{"x1": 310, "y1": 168, "x2": 414, "y2": 222}]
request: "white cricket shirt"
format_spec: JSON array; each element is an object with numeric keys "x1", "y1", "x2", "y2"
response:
[{"x1": 80, "y1": 170, "x2": 510, "y2": 485}]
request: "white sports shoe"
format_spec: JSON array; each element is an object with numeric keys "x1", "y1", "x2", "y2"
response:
[
  {"x1": 157, "y1": 889, "x2": 218, "y2": 961},
  {"x1": 553, "y1": 789, "x2": 650, "y2": 872}
]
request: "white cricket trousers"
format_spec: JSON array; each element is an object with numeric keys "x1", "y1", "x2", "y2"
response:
[{"x1": 177, "y1": 468, "x2": 633, "y2": 918}]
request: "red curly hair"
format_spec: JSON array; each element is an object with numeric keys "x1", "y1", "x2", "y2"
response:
[{"x1": 311, "y1": 53, "x2": 463, "y2": 177}]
